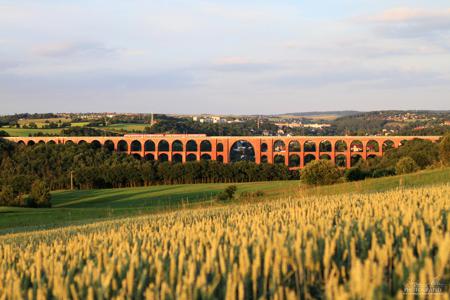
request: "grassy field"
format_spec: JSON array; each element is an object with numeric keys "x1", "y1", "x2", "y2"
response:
[
  {"x1": 0, "y1": 127, "x2": 64, "y2": 136},
  {"x1": 1, "y1": 122, "x2": 147, "y2": 136},
  {"x1": 17, "y1": 117, "x2": 71, "y2": 126},
  {"x1": 1, "y1": 183, "x2": 448, "y2": 298},
  {"x1": 102, "y1": 123, "x2": 149, "y2": 132},
  {"x1": 1, "y1": 167, "x2": 449, "y2": 234}
]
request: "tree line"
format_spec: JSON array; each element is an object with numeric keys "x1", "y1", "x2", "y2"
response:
[
  {"x1": 0, "y1": 139, "x2": 298, "y2": 207},
  {"x1": 301, "y1": 135, "x2": 450, "y2": 185}
]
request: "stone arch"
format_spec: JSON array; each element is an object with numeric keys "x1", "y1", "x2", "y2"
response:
[
  {"x1": 132, "y1": 153, "x2": 142, "y2": 160},
  {"x1": 78, "y1": 140, "x2": 87, "y2": 145},
  {"x1": 217, "y1": 143, "x2": 224, "y2": 152},
  {"x1": 91, "y1": 140, "x2": 101, "y2": 149},
  {"x1": 319, "y1": 140, "x2": 332, "y2": 152},
  {"x1": 131, "y1": 140, "x2": 142, "y2": 152},
  {"x1": 400, "y1": 139, "x2": 408, "y2": 146},
  {"x1": 350, "y1": 140, "x2": 363, "y2": 152},
  {"x1": 261, "y1": 155, "x2": 268, "y2": 163},
  {"x1": 65, "y1": 140, "x2": 74, "y2": 145},
  {"x1": 288, "y1": 154, "x2": 300, "y2": 167},
  {"x1": 201, "y1": 154, "x2": 211, "y2": 160},
  {"x1": 18, "y1": 140, "x2": 26, "y2": 146},
  {"x1": 230, "y1": 140, "x2": 255, "y2": 162},
  {"x1": 382, "y1": 140, "x2": 394, "y2": 151},
  {"x1": 261, "y1": 143, "x2": 268, "y2": 152},
  {"x1": 304, "y1": 141, "x2": 316, "y2": 152},
  {"x1": 47, "y1": 140, "x2": 56, "y2": 145},
  {"x1": 172, "y1": 140, "x2": 183, "y2": 152},
  {"x1": 335, "y1": 140, "x2": 347, "y2": 152},
  {"x1": 27, "y1": 140, "x2": 35, "y2": 146},
  {"x1": 351, "y1": 154, "x2": 363, "y2": 167},
  {"x1": 304, "y1": 154, "x2": 316, "y2": 165},
  {"x1": 158, "y1": 153, "x2": 169, "y2": 162},
  {"x1": 367, "y1": 154, "x2": 378, "y2": 160},
  {"x1": 118, "y1": 140, "x2": 128, "y2": 152},
  {"x1": 186, "y1": 153, "x2": 197, "y2": 161},
  {"x1": 335, "y1": 154, "x2": 346, "y2": 167},
  {"x1": 158, "y1": 140, "x2": 169, "y2": 152},
  {"x1": 366, "y1": 140, "x2": 379, "y2": 152},
  {"x1": 200, "y1": 140, "x2": 212, "y2": 152},
  {"x1": 217, "y1": 155, "x2": 224, "y2": 162},
  {"x1": 319, "y1": 154, "x2": 331, "y2": 160},
  {"x1": 273, "y1": 140, "x2": 286, "y2": 152},
  {"x1": 289, "y1": 141, "x2": 301, "y2": 152},
  {"x1": 38, "y1": 140, "x2": 45, "y2": 144},
  {"x1": 274, "y1": 154, "x2": 285, "y2": 164},
  {"x1": 145, "y1": 153, "x2": 155, "y2": 161},
  {"x1": 186, "y1": 140, "x2": 197, "y2": 152},
  {"x1": 104, "y1": 140, "x2": 115, "y2": 151},
  {"x1": 144, "y1": 140, "x2": 155, "y2": 152},
  {"x1": 172, "y1": 153, "x2": 183, "y2": 163}
]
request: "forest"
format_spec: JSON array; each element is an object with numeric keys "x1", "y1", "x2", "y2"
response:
[{"x1": 0, "y1": 139, "x2": 297, "y2": 207}]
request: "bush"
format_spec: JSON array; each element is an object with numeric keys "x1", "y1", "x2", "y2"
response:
[
  {"x1": 301, "y1": 160, "x2": 341, "y2": 185},
  {"x1": 0, "y1": 185, "x2": 15, "y2": 206},
  {"x1": 29, "y1": 180, "x2": 52, "y2": 208},
  {"x1": 395, "y1": 157, "x2": 419, "y2": 175},
  {"x1": 439, "y1": 133, "x2": 450, "y2": 166},
  {"x1": 217, "y1": 185, "x2": 237, "y2": 201},
  {"x1": 382, "y1": 139, "x2": 439, "y2": 169},
  {"x1": 372, "y1": 168, "x2": 395, "y2": 178},
  {"x1": 344, "y1": 167, "x2": 368, "y2": 182}
]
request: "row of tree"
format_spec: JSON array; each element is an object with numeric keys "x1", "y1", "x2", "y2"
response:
[
  {"x1": 0, "y1": 140, "x2": 298, "y2": 207},
  {"x1": 301, "y1": 135, "x2": 450, "y2": 185}
]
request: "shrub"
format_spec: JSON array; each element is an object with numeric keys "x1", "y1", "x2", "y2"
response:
[
  {"x1": 301, "y1": 160, "x2": 341, "y2": 185},
  {"x1": 395, "y1": 157, "x2": 419, "y2": 175},
  {"x1": 382, "y1": 139, "x2": 439, "y2": 169},
  {"x1": 217, "y1": 185, "x2": 237, "y2": 201},
  {"x1": 372, "y1": 168, "x2": 395, "y2": 178},
  {"x1": 0, "y1": 185, "x2": 15, "y2": 206},
  {"x1": 344, "y1": 167, "x2": 368, "y2": 182},
  {"x1": 439, "y1": 133, "x2": 450, "y2": 166},
  {"x1": 29, "y1": 180, "x2": 52, "y2": 208}
]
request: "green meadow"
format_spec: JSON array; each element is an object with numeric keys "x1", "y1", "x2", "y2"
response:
[{"x1": 1, "y1": 167, "x2": 449, "y2": 234}]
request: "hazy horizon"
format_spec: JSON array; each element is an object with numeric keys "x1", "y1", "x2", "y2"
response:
[{"x1": 1, "y1": 1, "x2": 450, "y2": 114}]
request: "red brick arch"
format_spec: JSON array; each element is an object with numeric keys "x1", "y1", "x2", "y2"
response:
[{"x1": 5, "y1": 135, "x2": 441, "y2": 169}]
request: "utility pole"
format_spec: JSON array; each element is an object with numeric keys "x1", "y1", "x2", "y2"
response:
[{"x1": 70, "y1": 171, "x2": 74, "y2": 190}]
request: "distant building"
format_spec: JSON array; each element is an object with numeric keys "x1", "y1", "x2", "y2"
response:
[
  {"x1": 274, "y1": 122, "x2": 302, "y2": 128},
  {"x1": 303, "y1": 123, "x2": 331, "y2": 129}
]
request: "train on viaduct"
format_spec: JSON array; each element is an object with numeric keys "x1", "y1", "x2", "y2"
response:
[{"x1": 4, "y1": 135, "x2": 441, "y2": 169}]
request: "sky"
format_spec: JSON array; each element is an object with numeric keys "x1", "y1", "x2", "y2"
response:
[{"x1": 1, "y1": 0, "x2": 450, "y2": 114}]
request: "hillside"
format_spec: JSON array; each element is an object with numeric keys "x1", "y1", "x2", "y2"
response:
[
  {"x1": 1, "y1": 167, "x2": 449, "y2": 234},
  {"x1": 1, "y1": 183, "x2": 448, "y2": 299}
]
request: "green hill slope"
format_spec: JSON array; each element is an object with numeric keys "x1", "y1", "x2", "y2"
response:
[{"x1": 1, "y1": 167, "x2": 449, "y2": 234}]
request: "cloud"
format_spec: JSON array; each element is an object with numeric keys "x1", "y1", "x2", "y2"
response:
[
  {"x1": 0, "y1": 67, "x2": 198, "y2": 92},
  {"x1": 364, "y1": 7, "x2": 450, "y2": 38},
  {"x1": 210, "y1": 57, "x2": 280, "y2": 72},
  {"x1": 268, "y1": 67, "x2": 449, "y2": 89},
  {"x1": 0, "y1": 61, "x2": 20, "y2": 72},
  {"x1": 32, "y1": 42, "x2": 117, "y2": 58}
]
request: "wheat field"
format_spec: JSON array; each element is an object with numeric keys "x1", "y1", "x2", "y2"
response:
[{"x1": 1, "y1": 185, "x2": 449, "y2": 299}]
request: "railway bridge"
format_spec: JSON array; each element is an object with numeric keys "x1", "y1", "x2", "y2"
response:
[{"x1": 4, "y1": 135, "x2": 441, "y2": 169}]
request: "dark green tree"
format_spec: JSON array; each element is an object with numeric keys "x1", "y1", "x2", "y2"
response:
[
  {"x1": 301, "y1": 160, "x2": 341, "y2": 185},
  {"x1": 29, "y1": 180, "x2": 52, "y2": 208},
  {"x1": 439, "y1": 133, "x2": 450, "y2": 166}
]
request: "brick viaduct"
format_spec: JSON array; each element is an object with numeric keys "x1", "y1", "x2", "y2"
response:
[{"x1": 4, "y1": 135, "x2": 441, "y2": 169}]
